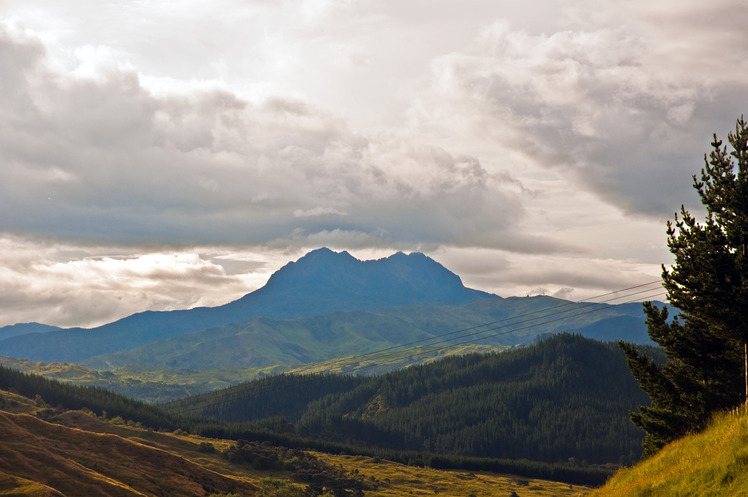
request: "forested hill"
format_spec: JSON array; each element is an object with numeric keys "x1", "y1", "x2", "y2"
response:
[{"x1": 167, "y1": 333, "x2": 657, "y2": 466}]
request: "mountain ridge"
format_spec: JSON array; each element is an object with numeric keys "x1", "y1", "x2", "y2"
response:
[
  {"x1": 165, "y1": 333, "x2": 651, "y2": 467},
  {"x1": 0, "y1": 323, "x2": 62, "y2": 341},
  {"x1": 0, "y1": 248, "x2": 494, "y2": 363},
  {"x1": 81, "y1": 297, "x2": 654, "y2": 371}
]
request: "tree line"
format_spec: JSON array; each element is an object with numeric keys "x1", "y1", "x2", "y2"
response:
[
  {"x1": 0, "y1": 351, "x2": 617, "y2": 486},
  {"x1": 167, "y1": 333, "x2": 655, "y2": 467}
]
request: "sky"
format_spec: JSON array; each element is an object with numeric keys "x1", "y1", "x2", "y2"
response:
[{"x1": 1, "y1": 0, "x2": 746, "y2": 329}]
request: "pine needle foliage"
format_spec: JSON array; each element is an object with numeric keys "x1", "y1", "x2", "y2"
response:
[{"x1": 620, "y1": 116, "x2": 748, "y2": 456}]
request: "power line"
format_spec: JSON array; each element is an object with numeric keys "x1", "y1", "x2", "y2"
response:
[
  {"x1": 320, "y1": 279, "x2": 664, "y2": 367},
  {"x1": 295, "y1": 287, "x2": 667, "y2": 377},
  {"x1": 171, "y1": 281, "x2": 668, "y2": 415},
  {"x1": 173, "y1": 254, "x2": 748, "y2": 415},
  {"x1": 358, "y1": 288, "x2": 668, "y2": 371}
]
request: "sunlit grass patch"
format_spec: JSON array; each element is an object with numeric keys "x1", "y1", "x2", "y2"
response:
[{"x1": 590, "y1": 408, "x2": 748, "y2": 497}]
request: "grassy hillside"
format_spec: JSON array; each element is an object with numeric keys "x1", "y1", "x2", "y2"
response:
[
  {"x1": 0, "y1": 410, "x2": 258, "y2": 496},
  {"x1": 0, "y1": 388, "x2": 592, "y2": 497},
  {"x1": 589, "y1": 407, "x2": 748, "y2": 496},
  {"x1": 0, "y1": 354, "x2": 615, "y2": 485}
]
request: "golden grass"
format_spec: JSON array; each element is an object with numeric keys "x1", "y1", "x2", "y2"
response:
[
  {"x1": 2, "y1": 387, "x2": 592, "y2": 497},
  {"x1": 0, "y1": 409, "x2": 258, "y2": 496},
  {"x1": 312, "y1": 452, "x2": 591, "y2": 497},
  {"x1": 589, "y1": 407, "x2": 748, "y2": 497},
  {"x1": 0, "y1": 470, "x2": 63, "y2": 497}
]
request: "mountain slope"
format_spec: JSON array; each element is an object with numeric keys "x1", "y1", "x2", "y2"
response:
[
  {"x1": 0, "y1": 388, "x2": 593, "y2": 497},
  {"x1": 0, "y1": 410, "x2": 258, "y2": 497},
  {"x1": 167, "y1": 334, "x2": 653, "y2": 466},
  {"x1": 83, "y1": 296, "x2": 653, "y2": 370},
  {"x1": 0, "y1": 248, "x2": 492, "y2": 363},
  {"x1": 0, "y1": 323, "x2": 61, "y2": 341},
  {"x1": 589, "y1": 408, "x2": 748, "y2": 496}
]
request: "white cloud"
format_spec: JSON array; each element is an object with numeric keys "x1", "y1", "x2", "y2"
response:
[
  {"x1": 0, "y1": 0, "x2": 744, "y2": 328},
  {"x1": 0, "y1": 235, "x2": 286, "y2": 328},
  {"x1": 0, "y1": 21, "x2": 533, "y2": 254},
  {"x1": 434, "y1": 246, "x2": 665, "y2": 304},
  {"x1": 407, "y1": 11, "x2": 748, "y2": 215}
]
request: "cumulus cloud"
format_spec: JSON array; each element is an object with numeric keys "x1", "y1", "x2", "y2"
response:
[
  {"x1": 0, "y1": 235, "x2": 286, "y2": 328},
  {"x1": 0, "y1": 0, "x2": 743, "y2": 328},
  {"x1": 407, "y1": 7, "x2": 748, "y2": 215},
  {"x1": 0, "y1": 21, "x2": 535, "y2": 254}
]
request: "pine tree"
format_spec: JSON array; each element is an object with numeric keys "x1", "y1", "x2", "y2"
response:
[{"x1": 621, "y1": 116, "x2": 748, "y2": 456}]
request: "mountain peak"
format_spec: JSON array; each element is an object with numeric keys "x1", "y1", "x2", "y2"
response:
[
  {"x1": 294, "y1": 247, "x2": 356, "y2": 265},
  {"x1": 245, "y1": 248, "x2": 492, "y2": 315},
  {"x1": 0, "y1": 248, "x2": 495, "y2": 363}
]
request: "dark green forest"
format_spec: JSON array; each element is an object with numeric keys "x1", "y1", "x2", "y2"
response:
[
  {"x1": 0, "y1": 364, "x2": 181, "y2": 430},
  {"x1": 167, "y1": 333, "x2": 656, "y2": 466}
]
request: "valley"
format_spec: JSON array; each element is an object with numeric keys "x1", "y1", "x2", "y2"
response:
[
  {"x1": 0, "y1": 387, "x2": 591, "y2": 496},
  {"x1": 0, "y1": 248, "x2": 662, "y2": 495}
]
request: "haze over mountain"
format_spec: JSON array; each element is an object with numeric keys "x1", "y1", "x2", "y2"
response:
[{"x1": 81, "y1": 298, "x2": 651, "y2": 371}]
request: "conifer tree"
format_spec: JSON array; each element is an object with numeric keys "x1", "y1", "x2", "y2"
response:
[{"x1": 621, "y1": 116, "x2": 748, "y2": 456}]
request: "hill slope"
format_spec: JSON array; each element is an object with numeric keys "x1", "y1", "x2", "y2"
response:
[
  {"x1": 0, "y1": 409, "x2": 258, "y2": 497},
  {"x1": 0, "y1": 391, "x2": 592, "y2": 497},
  {"x1": 82, "y1": 296, "x2": 652, "y2": 370},
  {"x1": 589, "y1": 408, "x2": 748, "y2": 496},
  {"x1": 167, "y1": 333, "x2": 653, "y2": 466},
  {"x1": 0, "y1": 323, "x2": 61, "y2": 340},
  {"x1": 0, "y1": 248, "x2": 492, "y2": 363}
]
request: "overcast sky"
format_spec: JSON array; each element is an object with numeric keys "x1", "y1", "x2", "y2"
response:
[{"x1": 1, "y1": 0, "x2": 746, "y2": 328}]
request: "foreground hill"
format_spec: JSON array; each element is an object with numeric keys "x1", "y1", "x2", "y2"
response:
[
  {"x1": 167, "y1": 334, "x2": 653, "y2": 467},
  {"x1": 0, "y1": 389, "x2": 591, "y2": 496},
  {"x1": 0, "y1": 409, "x2": 258, "y2": 496},
  {"x1": 589, "y1": 408, "x2": 748, "y2": 496},
  {"x1": 0, "y1": 248, "x2": 493, "y2": 363}
]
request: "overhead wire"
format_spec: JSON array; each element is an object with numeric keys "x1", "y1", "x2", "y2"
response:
[
  {"x1": 345, "y1": 282, "x2": 665, "y2": 368},
  {"x1": 175, "y1": 283, "x2": 668, "y2": 414},
  {"x1": 349, "y1": 289, "x2": 668, "y2": 374},
  {"x1": 316, "y1": 279, "x2": 664, "y2": 368},
  {"x1": 174, "y1": 239, "x2": 748, "y2": 415},
  {"x1": 172, "y1": 280, "x2": 668, "y2": 416}
]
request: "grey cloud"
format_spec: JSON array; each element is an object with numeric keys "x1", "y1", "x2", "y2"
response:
[
  {"x1": 410, "y1": 18, "x2": 748, "y2": 217},
  {"x1": 0, "y1": 25, "x2": 542, "y2": 254},
  {"x1": 0, "y1": 236, "x2": 261, "y2": 328}
]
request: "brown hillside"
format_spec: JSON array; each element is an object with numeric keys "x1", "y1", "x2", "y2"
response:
[{"x1": 0, "y1": 410, "x2": 257, "y2": 497}]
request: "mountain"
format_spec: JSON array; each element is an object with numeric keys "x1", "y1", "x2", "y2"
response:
[
  {"x1": 82, "y1": 296, "x2": 654, "y2": 370},
  {"x1": 0, "y1": 248, "x2": 493, "y2": 363},
  {"x1": 0, "y1": 323, "x2": 61, "y2": 341},
  {"x1": 238, "y1": 247, "x2": 491, "y2": 313}
]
